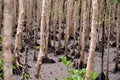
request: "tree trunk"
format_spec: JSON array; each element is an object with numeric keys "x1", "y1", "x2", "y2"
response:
[
  {"x1": 45, "y1": 0, "x2": 51, "y2": 57},
  {"x1": 78, "y1": 0, "x2": 88, "y2": 67},
  {"x1": 115, "y1": 4, "x2": 120, "y2": 72},
  {"x1": 12, "y1": 0, "x2": 17, "y2": 37},
  {"x1": 73, "y1": 1, "x2": 79, "y2": 53},
  {"x1": 2, "y1": 0, "x2": 13, "y2": 79},
  {"x1": 33, "y1": 0, "x2": 37, "y2": 61},
  {"x1": 53, "y1": 0, "x2": 59, "y2": 48},
  {"x1": 35, "y1": 0, "x2": 46, "y2": 79},
  {"x1": 33, "y1": 0, "x2": 42, "y2": 61},
  {"x1": 0, "y1": 0, "x2": 3, "y2": 33},
  {"x1": 25, "y1": 0, "x2": 32, "y2": 44},
  {"x1": 85, "y1": 0, "x2": 98, "y2": 80},
  {"x1": 96, "y1": 0, "x2": 103, "y2": 51},
  {"x1": 106, "y1": 2, "x2": 112, "y2": 80},
  {"x1": 14, "y1": 0, "x2": 24, "y2": 68},
  {"x1": 58, "y1": 0, "x2": 64, "y2": 49},
  {"x1": 65, "y1": 0, "x2": 73, "y2": 55}
]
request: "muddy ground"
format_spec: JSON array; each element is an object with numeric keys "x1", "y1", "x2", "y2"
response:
[{"x1": 12, "y1": 40, "x2": 120, "y2": 80}]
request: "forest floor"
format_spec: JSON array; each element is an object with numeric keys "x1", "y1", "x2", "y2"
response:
[{"x1": 12, "y1": 41, "x2": 120, "y2": 80}]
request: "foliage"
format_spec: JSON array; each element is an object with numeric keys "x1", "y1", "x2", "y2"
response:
[
  {"x1": 0, "y1": 51, "x2": 2, "y2": 55},
  {"x1": 91, "y1": 72, "x2": 98, "y2": 80},
  {"x1": 0, "y1": 49, "x2": 3, "y2": 79},
  {"x1": 55, "y1": 77, "x2": 58, "y2": 80},
  {"x1": 0, "y1": 57, "x2": 3, "y2": 79},
  {"x1": 34, "y1": 45, "x2": 40, "y2": 51},
  {"x1": 116, "y1": 0, "x2": 120, "y2": 3},
  {"x1": 66, "y1": 69, "x2": 98, "y2": 80},
  {"x1": 61, "y1": 56, "x2": 98, "y2": 80},
  {"x1": 109, "y1": 0, "x2": 120, "y2": 3},
  {"x1": 97, "y1": 16, "x2": 103, "y2": 23},
  {"x1": 23, "y1": 73, "x2": 30, "y2": 79},
  {"x1": 0, "y1": 35, "x2": 2, "y2": 44},
  {"x1": 73, "y1": 0, "x2": 78, "y2": 2},
  {"x1": 61, "y1": 56, "x2": 72, "y2": 67}
]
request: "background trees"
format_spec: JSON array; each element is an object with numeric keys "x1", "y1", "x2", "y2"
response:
[{"x1": 0, "y1": 0, "x2": 120, "y2": 80}]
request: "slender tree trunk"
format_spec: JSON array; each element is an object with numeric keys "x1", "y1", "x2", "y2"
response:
[
  {"x1": 25, "y1": 0, "x2": 32, "y2": 44},
  {"x1": 73, "y1": 1, "x2": 79, "y2": 53},
  {"x1": 65, "y1": 0, "x2": 73, "y2": 55},
  {"x1": 85, "y1": 0, "x2": 98, "y2": 80},
  {"x1": 86, "y1": 0, "x2": 91, "y2": 48},
  {"x1": 15, "y1": 0, "x2": 24, "y2": 51},
  {"x1": 33, "y1": 0, "x2": 42, "y2": 61},
  {"x1": 58, "y1": 0, "x2": 64, "y2": 49},
  {"x1": 96, "y1": 0, "x2": 103, "y2": 51},
  {"x1": 12, "y1": 0, "x2": 17, "y2": 36},
  {"x1": 0, "y1": 0, "x2": 3, "y2": 33},
  {"x1": 45, "y1": 0, "x2": 51, "y2": 57},
  {"x1": 78, "y1": 0, "x2": 82, "y2": 55},
  {"x1": 100, "y1": 1, "x2": 107, "y2": 79},
  {"x1": 14, "y1": 0, "x2": 24, "y2": 67},
  {"x1": 35, "y1": 0, "x2": 46, "y2": 79},
  {"x1": 33, "y1": 0, "x2": 37, "y2": 61},
  {"x1": 21, "y1": 46, "x2": 29, "y2": 80},
  {"x1": 78, "y1": 0, "x2": 88, "y2": 67},
  {"x1": 106, "y1": 2, "x2": 112, "y2": 80},
  {"x1": 115, "y1": 4, "x2": 120, "y2": 72},
  {"x1": 110, "y1": 3, "x2": 115, "y2": 38},
  {"x1": 53, "y1": 0, "x2": 59, "y2": 48},
  {"x1": 2, "y1": 0, "x2": 13, "y2": 79}
]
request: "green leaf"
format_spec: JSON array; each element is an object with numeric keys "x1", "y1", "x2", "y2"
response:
[
  {"x1": 23, "y1": 73, "x2": 30, "y2": 79},
  {"x1": 116, "y1": 0, "x2": 120, "y2": 3},
  {"x1": 0, "y1": 59, "x2": 3, "y2": 69},
  {"x1": 55, "y1": 77, "x2": 58, "y2": 80},
  {"x1": 91, "y1": 72, "x2": 98, "y2": 80},
  {"x1": 73, "y1": 76, "x2": 81, "y2": 80},
  {"x1": 79, "y1": 69, "x2": 86, "y2": 78},
  {"x1": 68, "y1": 69, "x2": 86, "y2": 78},
  {"x1": 97, "y1": 16, "x2": 103, "y2": 23},
  {"x1": 12, "y1": 65, "x2": 16, "y2": 70},
  {"x1": 34, "y1": 45, "x2": 40, "y2": 51},
  {"x1": 66, "y1": 61, "x2": 72, "y2": 67},
  {"x1": 61, "y1": 56, "x2": 67, "y2": 65},
  {"x1": 73, "y1": 0, "x2": 78, "y2": 2},
  {"x1": 66, "y1": 76, "x2": 73, "y2": 80},
  {"x1": 0, "y1": 51, "x2": 2, "y2": 55},
  {"x1": 0, "y1": 73, "x2": 3, "y2": 79},
  {"x1": 61, "y1": 56, "x2": 72, "y2": 67},
  {"x1": 109, "y1": 0, "x2": 120, "y2": 4},
  {"x1": 109, "y1": 0, "x2": 115, "y2": 3},
  {"x1": 68, "y1": 70, "x2": 76, "y2": 75},
  {"x1": 0, "y1": 35, "x2": 2, "y2": 44},
  {"x1": 67, "y1": 75, "x2": 81, "y2": 80}
]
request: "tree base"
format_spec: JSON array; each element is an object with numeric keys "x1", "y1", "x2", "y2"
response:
[
  {"x1": 33, "y1": 51, "x2": 37, "y2": 61},
  {"x1": 73, "y1": 60, "x2": 86, "y2": 69},
  {"x1": 12, "y1": 61, "x2": 31, "y2": 75},
  {"x1": 112, "y1": 67, "x2": 120, "y2": 73},
  {"x1": 70, "y1": 50, "x2": 75, "y2": 56},
  {"x1": 96, "y1": 72, "x2": 106, "y2": 80},
  {"x1": 13, "y1": 63, "x2": 31, "y2": 75},
  {"x1": 48, "y1": 46, "x2": 55, "y2": 53},
  {"x1": 54, "y1": 48, "x2": 64, "y2": 56},
  {"x1": 42, "y1": 57, "x2": 56, "y2": 63},
  {"x1": 74, "y1": 53, "x2": 80, "y2": 59},
  {"x1": 33, "y1": 55, "x2": 37, "y2": 61}
]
